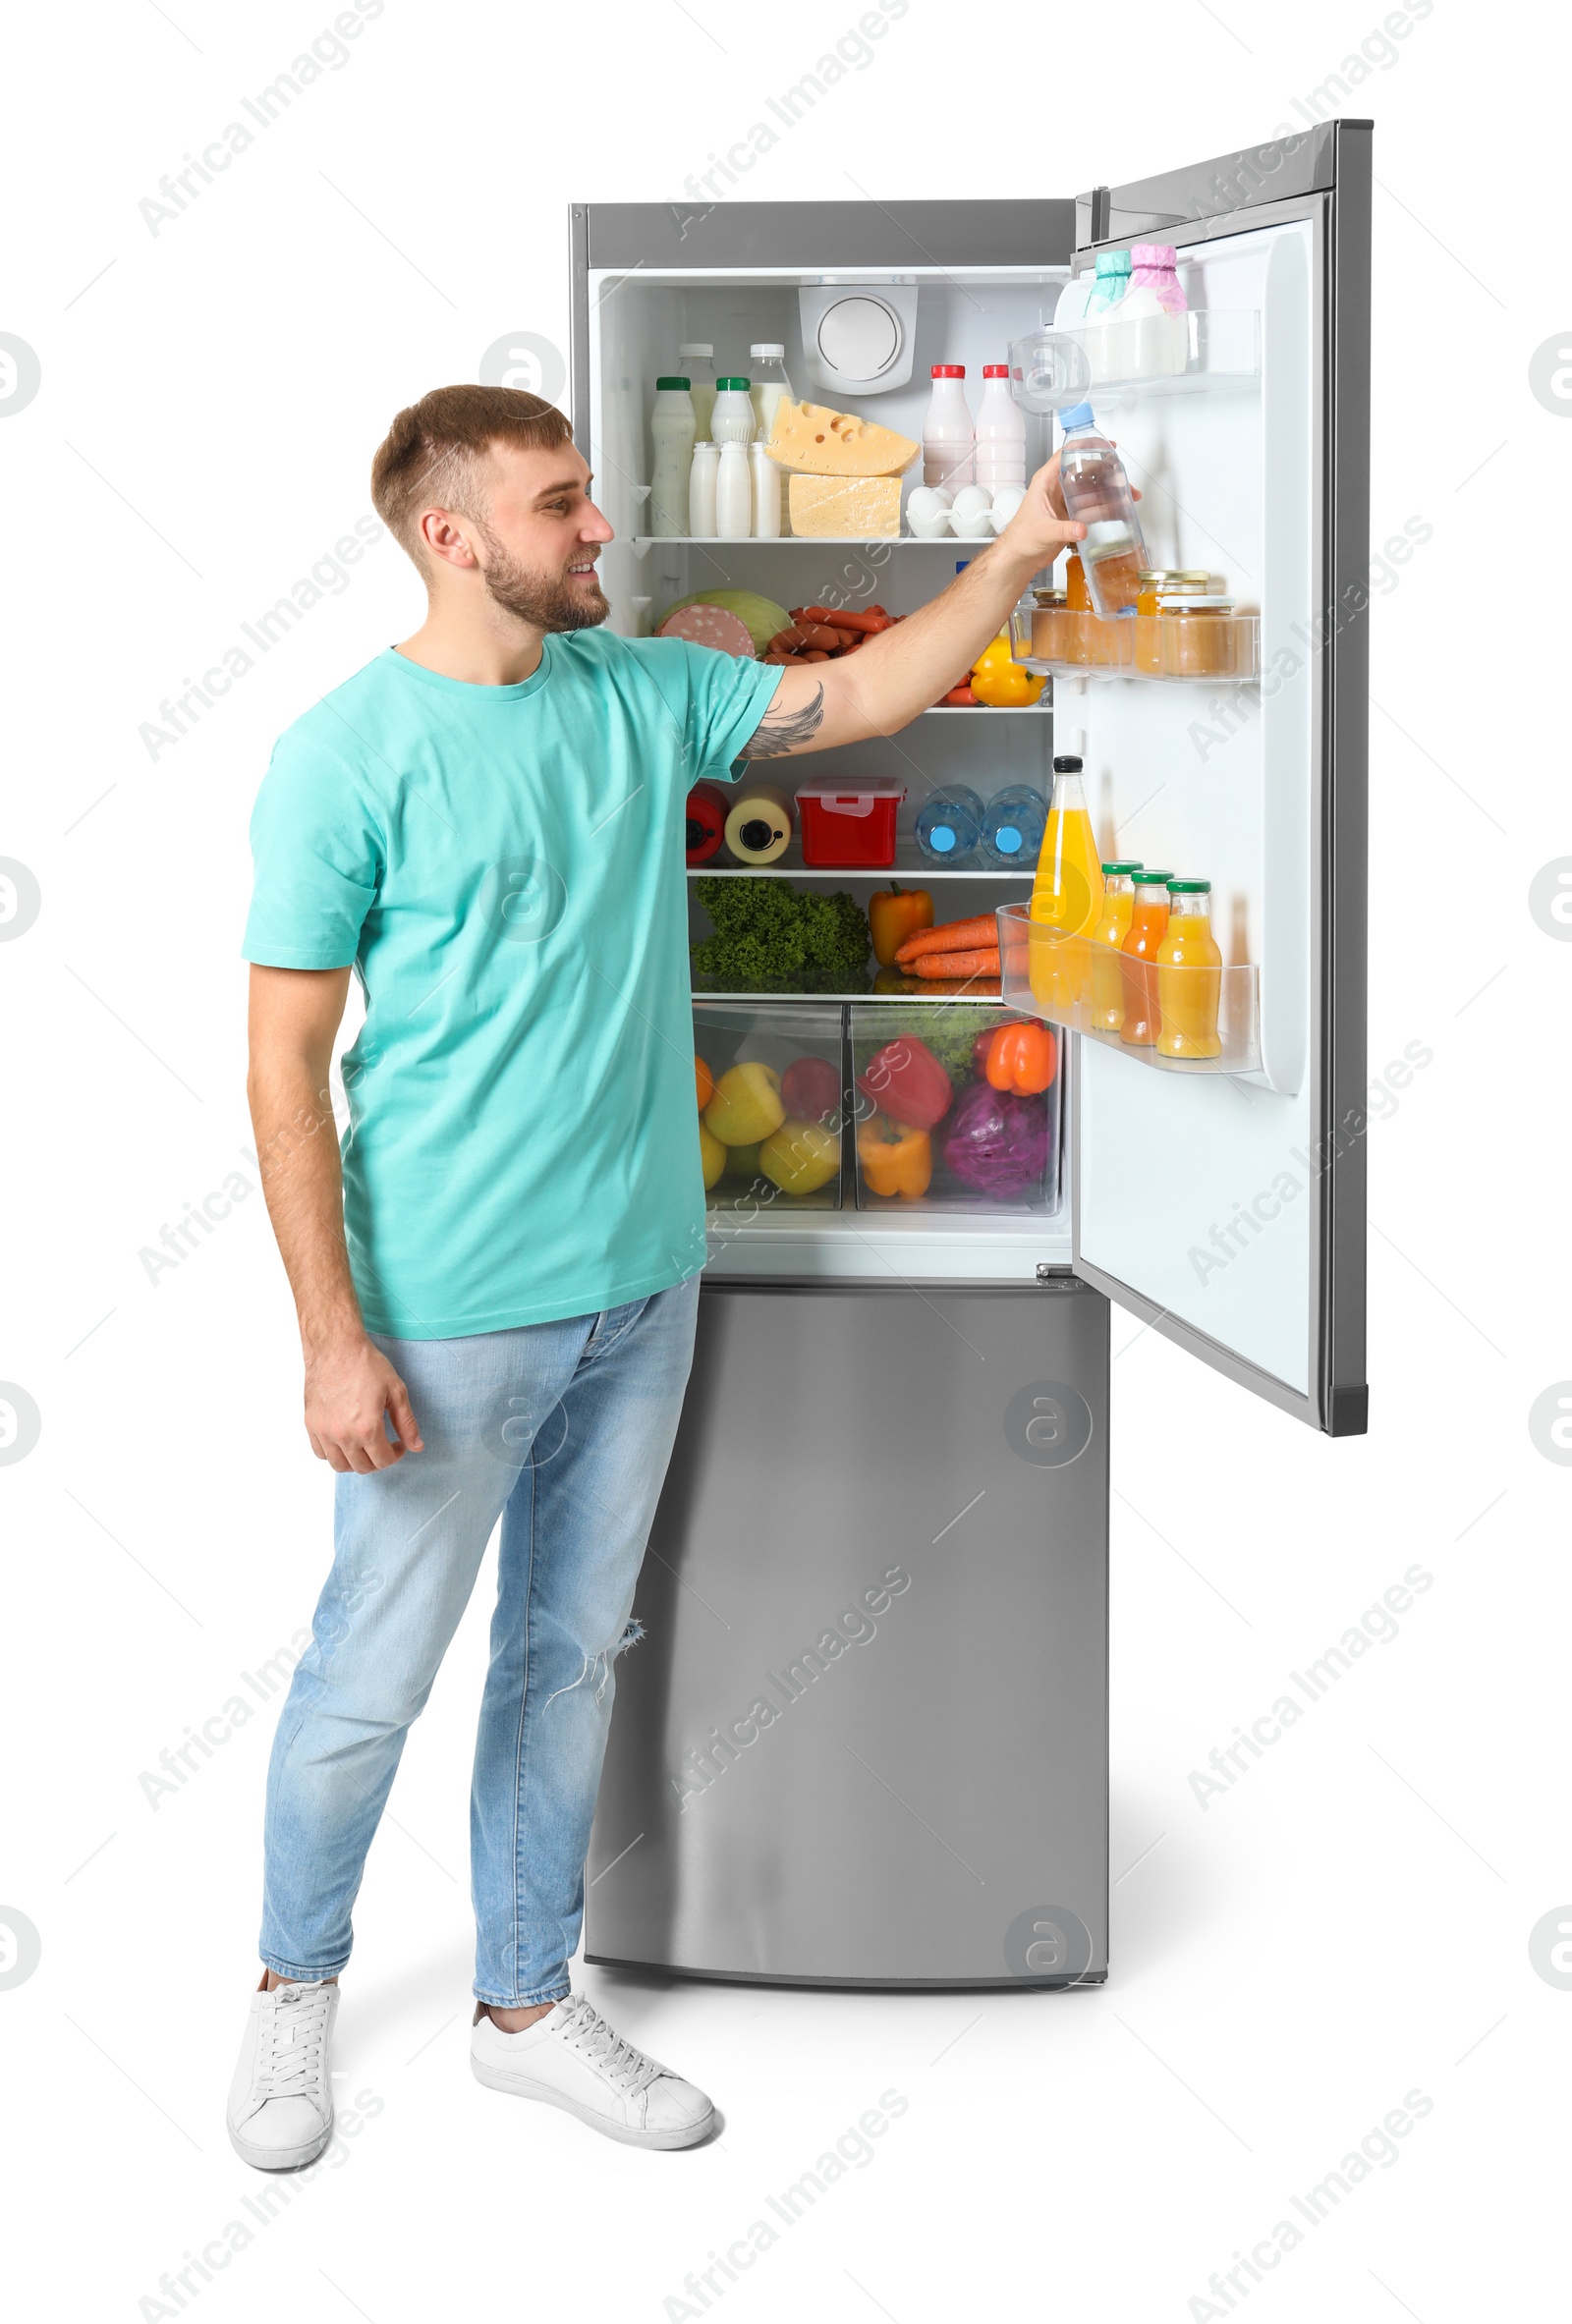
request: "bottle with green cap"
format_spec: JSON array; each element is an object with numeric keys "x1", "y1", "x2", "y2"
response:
[
  {"x1": 650, "y1": 376, "x2": 696, "y2": 537},
  {"x1": 1090, "y1": 858, "x2": 1145, "y2": 1031},
  {"x1": 1155, "y1": 878, "x2": 1222, "y2": 1060},
  {"x1": 1118, "y1": 869, "x2": 1175, "y2": 1048},
  {"x1": 710, "y1": 379, "x2": 756, "y2": 444}
]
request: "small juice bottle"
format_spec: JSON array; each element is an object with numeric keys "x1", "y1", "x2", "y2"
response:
[
  {"x1": 1155, "y1": 878, "x2": 1223, "y2": 1058},
  {"x1": 1090, "y1": 860, "x2": 1142, "y2": 1029},
  {"x1": 1118, "y1": 870, "x2": 1173, "y2": 1046},
  {"x1": 1030, "y1": 756, "x2": 1104, "y2": 1019},
  {"x1": 1061, "y1": 553, "x2": 1093, "y2": 666}
]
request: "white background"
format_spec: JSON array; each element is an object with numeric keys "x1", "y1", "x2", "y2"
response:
[{"x1": 1, "y1": 4, "x2": 1564, "y2": 2319}]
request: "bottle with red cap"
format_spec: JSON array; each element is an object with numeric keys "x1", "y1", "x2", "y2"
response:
[
  {"x1": 923, "y1": 364, "x2": 975, "y2": 493},
  {"x1": 975, "y1": 362, "x2": 1026, "y2": 495}
]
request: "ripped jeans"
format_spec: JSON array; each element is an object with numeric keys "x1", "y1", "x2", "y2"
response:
[{"x1": 258, "y1": 1275, "x2": 700, "y2": 2006}]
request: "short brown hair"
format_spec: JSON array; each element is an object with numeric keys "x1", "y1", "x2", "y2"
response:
[{"x1": 370, "y1": 384, "x2": 573, "y2": 564}]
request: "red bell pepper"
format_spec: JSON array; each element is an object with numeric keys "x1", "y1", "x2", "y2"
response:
[{"x1": 855, "y1": 1035, "x2": 953, "y2": 1130}]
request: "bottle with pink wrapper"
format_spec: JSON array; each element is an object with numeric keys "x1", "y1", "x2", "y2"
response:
[{"x1": 1099, "y1": 243, "x2": 1189, "y2": 379}]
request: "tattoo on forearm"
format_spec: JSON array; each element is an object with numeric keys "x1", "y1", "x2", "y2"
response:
[{"x1": 741, "y1": 683, "x2": 825, "y2": 759}]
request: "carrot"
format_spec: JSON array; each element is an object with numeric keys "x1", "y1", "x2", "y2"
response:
[
  {"x1": 895, "y1": 914, "x2": 998, "y2": 965},
  {"x1": 912, "y1": 949, "x2": 1000, "y2": 979}
]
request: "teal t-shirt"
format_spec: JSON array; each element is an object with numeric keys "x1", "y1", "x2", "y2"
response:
[{"x1": 243, "y1": 633, "x2": 781, "y2": 1338}]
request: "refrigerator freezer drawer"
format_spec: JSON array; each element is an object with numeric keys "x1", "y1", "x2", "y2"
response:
[{"x1": 586, "y1": 1279, "x2": 1109, "y2": 1989}]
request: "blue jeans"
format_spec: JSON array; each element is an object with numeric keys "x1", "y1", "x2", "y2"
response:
[{"x1": 259, "y1": 1275, "x2": 700, "y2": 2006}]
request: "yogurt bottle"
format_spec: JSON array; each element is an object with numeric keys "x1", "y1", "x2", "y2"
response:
[
  {"x1": 749, "y1": 345, "x2": 792, "y2": 532},
  {"x1": 715, "y1": 441, "x2": 753, "y2": 540},
  {"x1": 923, "y1": 365, "x2": 974, "y2": 492},
  {"x1": 649, "y1": 376, "x2": 696, "y2": 538},
  {"x1": 688, "y1": 441, "x2": 719, "y2": 537},
  {"x1": 1104, "y1": 244, "x2": 1189, "y2": 377},
  {"x1": 710, "y1": 378, "x2": 756, "y2": 444},
  {"x1": 975, "y1": 364, "x2": 1026, "y2": 494},
  {"x1": 680, "y1": 343, "x2": 717, "y2": 440}
]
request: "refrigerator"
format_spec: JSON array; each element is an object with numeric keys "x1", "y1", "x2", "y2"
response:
[{"x1": 571, "y1": 123, "x2": 1370, "y2": 1990}]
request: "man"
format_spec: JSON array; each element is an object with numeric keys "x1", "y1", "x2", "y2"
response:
[{"x1": 228, "y1": 382, "x2": 1082, "y2": 2166}]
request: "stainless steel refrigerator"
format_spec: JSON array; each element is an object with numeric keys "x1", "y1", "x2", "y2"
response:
[{"x1": 572, "y1": 125, "x2": 1370, "y2": 1989}]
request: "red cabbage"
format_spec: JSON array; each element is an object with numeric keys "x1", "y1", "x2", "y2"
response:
[{"x1": 940, "y1": 1080, "x2": 1049, "y2": 1195}]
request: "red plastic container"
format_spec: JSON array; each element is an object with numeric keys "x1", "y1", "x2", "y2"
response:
[
  {"x1": 794, "y1": 779, "x2": 906, "y2": 868},
  {"x1": 685, "y1": 782, "x2": 729, "y2": 865}
]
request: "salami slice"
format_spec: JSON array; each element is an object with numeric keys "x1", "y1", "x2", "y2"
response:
[{"x1": 655, "y1": 603, "x2": 758, "y2": 658}]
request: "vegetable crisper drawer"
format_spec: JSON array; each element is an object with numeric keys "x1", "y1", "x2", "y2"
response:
[
  {"x1": 850, "y1": 1002, "x2": 1062, "y2": 1214},
  {"x1": 696, "y1": 1003, "x2": 846, "y2": 1212}
]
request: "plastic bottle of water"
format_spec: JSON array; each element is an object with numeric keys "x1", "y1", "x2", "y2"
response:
[
  {"x1": 980, "y1": 784, "x2": 1047, "y2": 867},
  {"x1": 916, "y1": 785, "x2": 984, "y2": 866},
  {"x1": 1056, "y1": 402, "x2": 1150, "y2": 620}
]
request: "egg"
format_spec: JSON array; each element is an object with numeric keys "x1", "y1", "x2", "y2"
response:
[
  {"x1": 989, "y1": 485, "x2": 1027, "y2": 526},
  {"x1": 950, "y1": 484, "x2": 993, "y2": 522},
  {"x1": 905, "y1": 487, "x2": 944, "y2": 521}
]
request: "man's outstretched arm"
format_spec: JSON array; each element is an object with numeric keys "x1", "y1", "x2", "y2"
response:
[{"x1": 740, "y1": 455, "x2": 1085, "y2": 761}]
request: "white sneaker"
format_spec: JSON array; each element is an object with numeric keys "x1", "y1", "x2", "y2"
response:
[
  {"x1": 227, "y1": 1977, "x2": 339, "y2": 2170},
  {"x1": 471, "y1": 1992, "x2": 715, "y2": 2150}
]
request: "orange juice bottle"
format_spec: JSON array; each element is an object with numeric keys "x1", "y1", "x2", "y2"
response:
[
  {"x1": 1155, "y1": 878, "x2": 1222, "y2": 1058},
  {"x1": 1030, "y1": 755, "x2": 1104, "y2": 1020},
  {"x1": 1119, "y1": 870, "x2": 1173, "y2": 1046},
  {"x1": 1062, "y1": 553, "x2": 1093, "y2": 665},
  {"x1": 1090, "y1": 860, "x2": 1142, "y2": 1030}
]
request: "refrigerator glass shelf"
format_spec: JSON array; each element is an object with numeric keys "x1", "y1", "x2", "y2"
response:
[
  {"x1": 632, "y1": 535, "x2": 986, "y2": 547},
  {"x1": 1010, "y1": 606, "x2": 1260, "y2": 685},
  {"x1": 997, "y1": 905, "x2": 1261, "y2": 1074},
  {"x1": 689, "y1": 862, "x2": 1033, "y2": 881},
  {"x1": 1010, "y1": 308, "x2": 1261, "y2": 406},
  {"x1": 694, "y1": 983, "x2": 1005, "y2": 1003}
]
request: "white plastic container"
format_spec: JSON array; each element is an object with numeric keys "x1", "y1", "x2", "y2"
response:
[
  {"x1": 923, "y1": 364, "x2": 974, "y2": 492},
  {"x1": 974, "y1": 365, "x2": 1026, "y2": 494},
  {"x1": 649, "y1": 377, "x2": 697, "y2": 538},
  {"x1": 688, "y1": 441, "x2": 719, "y2": 537},
  {"x1": 749, "y1": 442, "x2": 781, "y2": 538},
  {"x1": 710, "y1": 378, "x2": 756, "y2": 445},
  {"x1": 680, "y1": 343, "x2": 717, "y2": 441},
  {"x1": 715, "y1": 441, "x2": 753, "y2": 539}
]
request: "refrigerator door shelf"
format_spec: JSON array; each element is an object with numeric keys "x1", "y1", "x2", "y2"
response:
[
  {"x1": 1009, "y1": 309, "x2": 1261, "y2": 411},
  {"x1": 1009, "y1": 604, "x2": 1260, "y2": 685},
  {"x1": 997, "y1": 909, "x2": 1263, "y2": 1079}
]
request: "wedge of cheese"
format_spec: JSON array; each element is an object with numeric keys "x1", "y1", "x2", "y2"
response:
[
  {"x1": 767, "y1": 400, "x2": 918, "y2": 478},
  {"x1": 787, "y1": 474, "x2": 902, "y2": 537}
]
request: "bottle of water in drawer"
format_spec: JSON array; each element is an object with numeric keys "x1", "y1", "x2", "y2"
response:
[{"x1": 1056, "y1": 403, "x2": 1149, "y2": 620}]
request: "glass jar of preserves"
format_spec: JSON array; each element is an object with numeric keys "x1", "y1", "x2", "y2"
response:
[
  {"x1": 1157, "y1": 592, "x2": 1240, "y2": 678},
  {"x1": 1136, "y1": 569, "x2": 1208, "y2": 672},
  {"x1": 1031, "y1": 586, "x2": 1068, "y2": 665}
]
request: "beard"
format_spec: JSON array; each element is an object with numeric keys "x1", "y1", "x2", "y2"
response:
[{"x1": 475, "y1": 526, "x2": 609, "y2": 632}]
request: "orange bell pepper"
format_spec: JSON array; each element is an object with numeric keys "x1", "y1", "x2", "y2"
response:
[
  {"x1": 857, "y1": 1113, "x2": 932, "y2": 1198},
  {"x1": 869, "y1": 883, "x2": 933, "y2": 968},
  {"x1": 984, "y1": 1021, "x2": 1057, "y2": 1095}
]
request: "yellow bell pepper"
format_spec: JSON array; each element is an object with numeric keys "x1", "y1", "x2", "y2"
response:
[
  {"x1": 970, "y1": 633, "x2": 1046, "y2": 709},
  {"x1": 857, "y1": 1114, "x2": 932, "y2": 1199}
]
